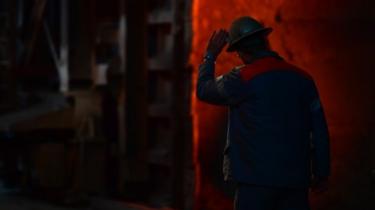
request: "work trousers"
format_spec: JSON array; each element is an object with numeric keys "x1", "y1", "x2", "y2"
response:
[{"x1": 234, "y1": 183, "x2": 310, "y2": 210}]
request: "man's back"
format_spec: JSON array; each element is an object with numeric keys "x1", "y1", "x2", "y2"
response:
[{"x1": 227, "y1": 64, "x2": 315, "y2": 188}]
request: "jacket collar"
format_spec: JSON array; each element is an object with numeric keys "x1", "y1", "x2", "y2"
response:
[{"x1": 239, "y1": 56, "x2": 312, "y2": 81}]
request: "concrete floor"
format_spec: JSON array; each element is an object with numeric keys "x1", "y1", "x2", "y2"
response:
[{"x1": 0, "y1": 195, "x2": 173, "y2": 210}]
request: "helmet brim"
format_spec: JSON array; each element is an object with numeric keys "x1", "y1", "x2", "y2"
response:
[{"x1": 226, "y1": 27, "x2": 273, "y2": 52}]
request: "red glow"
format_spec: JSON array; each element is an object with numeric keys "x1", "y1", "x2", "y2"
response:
[{"x1": 189, "y1": 0, "x2": 367, "y2": 209}]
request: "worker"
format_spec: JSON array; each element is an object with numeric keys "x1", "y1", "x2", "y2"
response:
[{"x1": 196, "y1": 16, "x2": 331, "y2": 210}]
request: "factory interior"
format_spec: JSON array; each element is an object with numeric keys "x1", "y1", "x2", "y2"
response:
[{"x1": 0, "y1": 0, "x2": 374, "y2": 209}]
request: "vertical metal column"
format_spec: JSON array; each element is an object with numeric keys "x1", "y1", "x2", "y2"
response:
[
  {"x1": 4, "y1": 0, "x2": 17, "y2": 108},
  {"x1": 125, "y1": 0, "x2": 149, "y2": 181},
  {"x1": 118, "y1": 0, "x2": 127, "y2": 158},
  {"x1": 117, "y1": 0, "x2": 127, "y2": 193},
  {"x1": 59, "y1": 0, "x2": 69, "y2": 92},
  {"x1": 172, "y1": 0, "x2": 187, "y2": 208}
]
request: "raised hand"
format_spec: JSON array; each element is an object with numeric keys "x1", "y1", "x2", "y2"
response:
[{"x1": 206, "y1": 29, "x2": 229, "y2": 60}]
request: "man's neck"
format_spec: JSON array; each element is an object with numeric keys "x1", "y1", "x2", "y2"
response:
[{"x1": 244, "y1": 50, "x2": 281, "y2": 64}]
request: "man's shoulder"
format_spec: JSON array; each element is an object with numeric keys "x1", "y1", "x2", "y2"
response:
[
  {"x1": 221, "y1": 65, "x2": 245, "y2": 80},
  {"x1": 238, "y1": 57, "x2": 313, "y2": 82}
]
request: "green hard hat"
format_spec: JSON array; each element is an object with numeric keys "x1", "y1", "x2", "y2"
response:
[{"x1": 226, "y1": 16, "x2": 272, "y2": 52}]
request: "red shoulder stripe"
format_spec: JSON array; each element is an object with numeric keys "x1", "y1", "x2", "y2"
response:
[{"x1": 239, "y1": 57, "x2": 312, "y2": 81}]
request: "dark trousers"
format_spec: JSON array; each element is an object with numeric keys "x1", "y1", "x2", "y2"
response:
[{"x1": 234, "y1": 183, "x2": 310, "y2": 210}]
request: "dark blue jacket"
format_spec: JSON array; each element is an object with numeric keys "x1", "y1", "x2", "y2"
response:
[{"x1": 196, "y1": 52, "x2": 330, "y2": 188}]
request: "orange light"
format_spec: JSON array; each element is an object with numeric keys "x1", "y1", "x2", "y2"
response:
[{"x1": 190, "y1": 1, "x2": 339, "y2": 209}]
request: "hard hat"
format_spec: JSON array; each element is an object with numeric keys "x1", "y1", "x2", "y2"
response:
[{"x1": 226, "y1": 16, "x2": 272, "y2": 52}]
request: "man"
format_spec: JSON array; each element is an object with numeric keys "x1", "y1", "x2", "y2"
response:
[{"x1": 196, "y1": 16, "x2": 331, "y2": 210}]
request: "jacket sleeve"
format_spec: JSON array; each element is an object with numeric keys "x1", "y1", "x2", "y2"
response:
[
  {"x1": 196, "y1": 60, "x2": 247, "y2": 106},
  {"x1": 308, "y1": 81, "x2": 331, "y2": 178}
]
